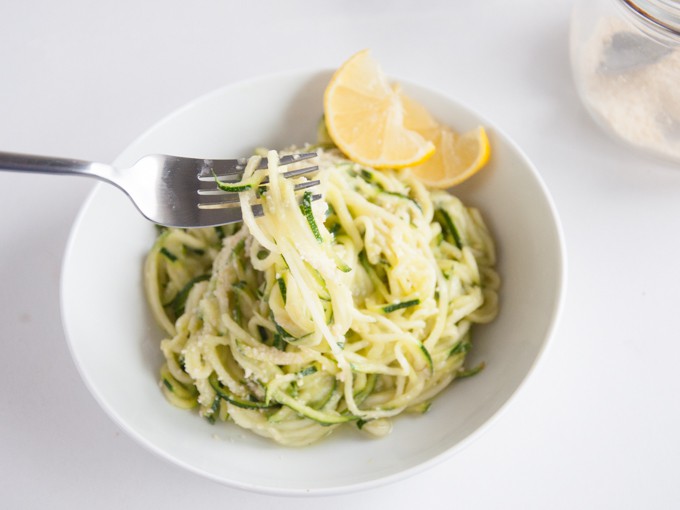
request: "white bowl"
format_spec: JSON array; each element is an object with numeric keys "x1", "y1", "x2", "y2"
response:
[{"x1": 61, "y1": 69, "x2": 566, "y2": 495}]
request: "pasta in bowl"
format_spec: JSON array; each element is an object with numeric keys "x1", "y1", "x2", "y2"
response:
[
  {"x1": 145, "y1": 149, "x2": 499, "y2": 446},
  {"x1": 61, "y1": 69, "x2": 565, "y2": 494}
]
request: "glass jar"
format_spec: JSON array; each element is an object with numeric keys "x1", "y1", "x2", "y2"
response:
[{"x1": 570, "y1": 0, "x2": 680, "y2": 163}]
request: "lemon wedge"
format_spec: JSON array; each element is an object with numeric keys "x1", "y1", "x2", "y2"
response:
[
  {"x1": 400, "y1": 88, "x2": 491, "y2": 189},
  {"x1": 408, "y1": 125, "x2": 490, "y2": 189},
  {"x1": 323, "y1": 49, "x2": 435, "y2": 169},
  {"x1": 397, "y1": 86, "x2": 440, "y2": 140}
]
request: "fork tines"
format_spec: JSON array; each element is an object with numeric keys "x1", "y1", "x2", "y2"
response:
[
  {"x1": 197, "y1": 152, "x2": 320, "y2": 210},
  {"x1": 198, "y1": 180, "x2": 321, "y2": 209},
  {"x1": 197, "y1": 152, "x2": 318, "y2": 181}
]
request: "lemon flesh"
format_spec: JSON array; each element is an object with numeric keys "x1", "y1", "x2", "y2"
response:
[
  {"x1": 401, "y1": 88, "x2": 491, "y2": 189},
  {"x1": 324, "y1": 50, "x2": 435, "y2": 169}
]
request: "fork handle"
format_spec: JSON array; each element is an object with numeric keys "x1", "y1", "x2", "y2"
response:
[{"x1": 0, "y1": 151, "x2": 115, "y2": 182}]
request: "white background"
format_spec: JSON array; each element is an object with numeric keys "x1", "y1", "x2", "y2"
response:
[{"x1": 2, "y1": 0, "x2": 680, "y2": 508}]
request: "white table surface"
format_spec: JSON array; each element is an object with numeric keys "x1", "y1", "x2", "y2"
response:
[{"x1": 2, "y1": 0, "x2": 680, "y2": 508}]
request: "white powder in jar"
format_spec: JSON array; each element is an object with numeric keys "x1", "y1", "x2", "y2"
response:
[{"x1": 576, "y1": 17, "x2": 680, "y2": 160}]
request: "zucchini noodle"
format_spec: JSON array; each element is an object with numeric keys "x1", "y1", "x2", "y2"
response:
[{"x1": 144, "y1": 148, "x2": 499, "y2": 446}]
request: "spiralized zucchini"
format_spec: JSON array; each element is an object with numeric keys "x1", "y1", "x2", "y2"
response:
[{"x1": 144, "y1": 148, "x2": 499, "y2": 446}]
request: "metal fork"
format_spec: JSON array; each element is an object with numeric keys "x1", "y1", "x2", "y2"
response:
[{"x1": 0, "y1": 151, "x2": 320, "y2": 228}]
